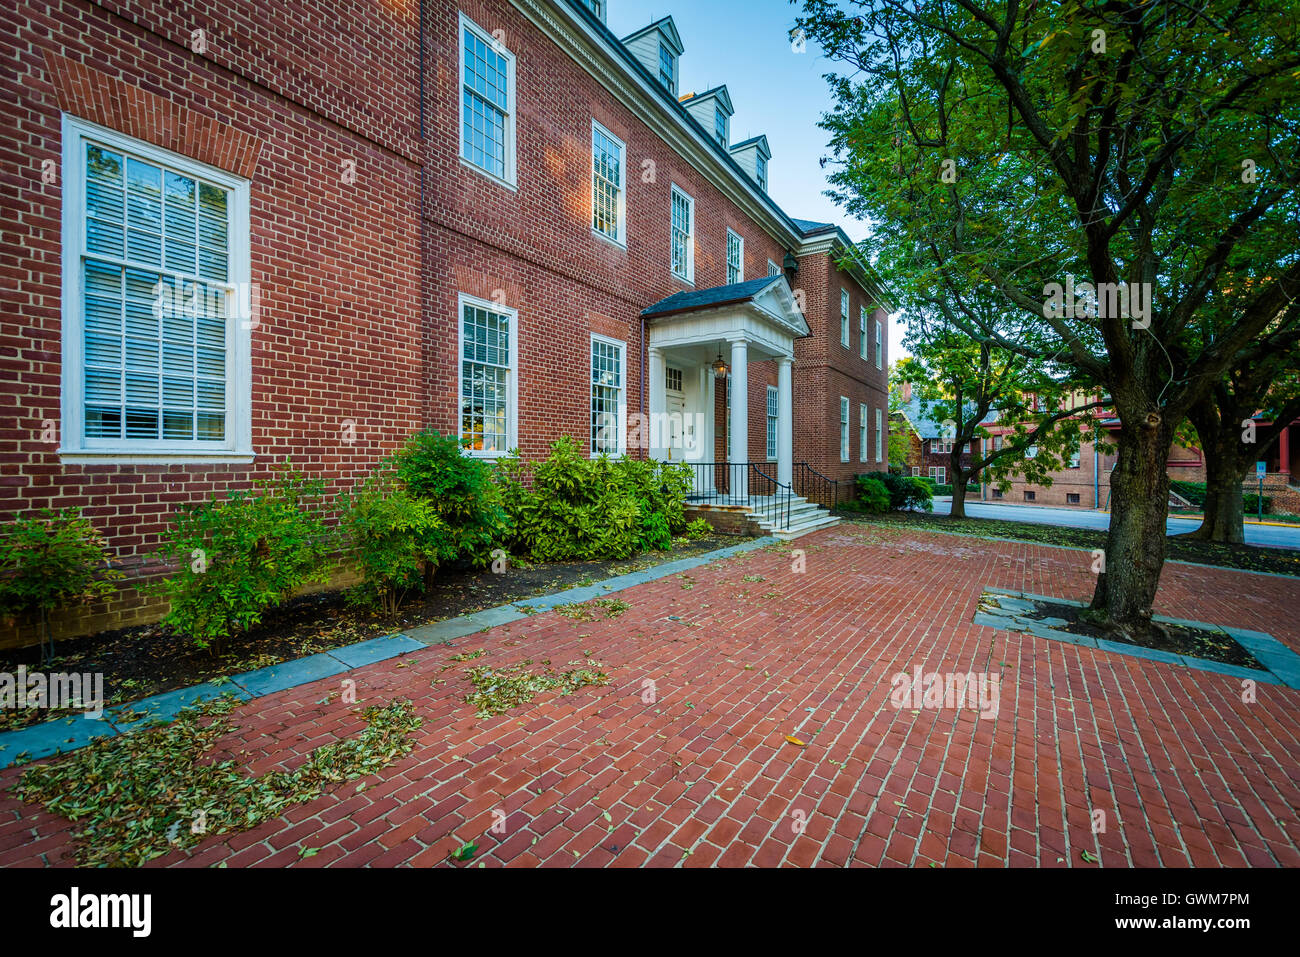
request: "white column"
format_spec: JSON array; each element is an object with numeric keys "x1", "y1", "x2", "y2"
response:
[
  {"x1": 777, "y1": 355, "x2": 793, "y2": 487},
  {"x1": 729, "y1": 339, "x2": 748, "y2": 500},
  {"x1": 648, "y1": 347, "x2": 665, "y2": 460},
  {"x1": 704, "y1": 367, "x2": 716, "y2": 491}
]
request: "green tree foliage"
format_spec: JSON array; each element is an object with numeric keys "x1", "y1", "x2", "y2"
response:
[
  {"x1": 0, "y1": 509, "x2": 121, "y2": 662},
  {"x1": 796, "y1": 0, "x2": 1300, "y2": 635}
]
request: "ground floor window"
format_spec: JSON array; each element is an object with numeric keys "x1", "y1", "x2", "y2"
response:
[
  {"x1": 590, "y1": 334, "x2": 625, "y2": 456},
  {"x1": 1024, "y1": 490, "x2": 1036, "y2": 501},
  {"x1": 858, "y1": 403, "x2": 867, "y2": 462},
  {"x1": 991, "y1": 488, "x2": 1003, "y2": 499},
  {"x1": 459, "y1": 294, "x2": 515, "y2": 455},
  {"x1": 929, "y1": 466, "x2": 945, "y2": 484},
  {"x1": 766, "y1": 385, "x2": 778, "y2": 460},
  {"x1": 1067, "y1": 492, "x2": 1080, "y2": 504},
  {"x1": 840, "y1": 397, "x2": 850, "y2": 462}
]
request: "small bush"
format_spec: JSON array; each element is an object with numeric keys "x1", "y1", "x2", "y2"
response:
[
  {"x1": 0, "y1": 508, "x2": 122, "y2": 660},
  {"x1": 156, "y1": 462, "x2": 330, "y2": 648},
  {"x1": 862, "y1": 472, "x2": 933, "y2": 512},
  {"x1": 497, "y1": 437, "x2": 692, "y2": 561},
  {"x1": 845, "y1": 476, "x2": 890, "y2": 514},
  {"x1": 685, "y1": 518, "x2": 714, "y2": 539},
  {"x1": 387, "y1": 430, "x2": 506, "y2": 574},
  {"x1": 338, "y1": 470, "x2": 444, "y2": 615},
  {"x1": 1171, "y1": 480, "x2": 1271, "y2": 515}
]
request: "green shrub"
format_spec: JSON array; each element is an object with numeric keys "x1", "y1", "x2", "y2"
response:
[
  {"x1": 862, "y1": 472, "x2": 933, "y2": 512},
  {"x1": 685, "y1": 518, "x2": 714, "y2": 539},
  {"x1": 1171, "y1": 480, "x2": 1271, "y2": 515},
  {"x1": 930, "y1": 484, "x2": 954, "y2": 496},
  {"x1": 156, "y1": 463, "x2": 330, "y2": 648},
  {"x1": 0, "y1": 508, "x2": 122, "y2": 661},
  {"x1": 387, "y1": 430, "x2": 505, "y2": 573},
  {"x1": 497, "y1": 437, "x2": 692, "y2": 561},
  {"x1": 338, "y1": 470, "x2": 444, "y2": 615},
  {"x1": 845, "y1": 476, "x2": 890, "y2": 514}
]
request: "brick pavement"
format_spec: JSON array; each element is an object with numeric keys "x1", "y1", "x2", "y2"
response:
[{"x1": 2, "y1": 523, "x2": 1298, "y2": 868}]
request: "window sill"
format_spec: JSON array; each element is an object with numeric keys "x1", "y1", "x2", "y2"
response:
[
  {"x1": 458, "y1": 155, "x2": 517, "y2": 192},
  {"x1": 59, "y1": 449, "x2": 256, "y2": 466},
  {"x1": 592, "y1": 230, "x2": 627, "y2": 251}
]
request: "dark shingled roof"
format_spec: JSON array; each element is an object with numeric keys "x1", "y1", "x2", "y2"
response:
[{"x1": 641, "y1": 276, "x2": 781, "y2": 318}]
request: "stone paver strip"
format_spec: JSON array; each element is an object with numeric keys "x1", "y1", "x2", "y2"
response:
[{"x1": 1, "y1": 524, "x2": 1297, "y2": 868}]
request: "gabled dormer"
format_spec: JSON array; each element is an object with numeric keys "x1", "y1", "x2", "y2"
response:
[
  {"x1": 680, "y1": 86, "x2": 734, "y2": 149},
  {"x1": 730, "y1": 134, "x2": 771, "y2": 192},
  {"x1": 622, "y1": 17, "x2": 684, "y2": 96},
  {"x1": 575, "y1": 0, "x2": 607, "y2": 24}
]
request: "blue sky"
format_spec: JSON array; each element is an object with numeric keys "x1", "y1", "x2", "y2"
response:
[{"x1": 607, "y1": 1, "x2": 907, "y2": 359}]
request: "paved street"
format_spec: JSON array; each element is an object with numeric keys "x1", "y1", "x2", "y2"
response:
[
  {"x1": 2, "y1": 524, "x2": 1298, "y2": 868},
  {"x1": 932, "y1": 499, "x2": 1300, "y2": 550}
]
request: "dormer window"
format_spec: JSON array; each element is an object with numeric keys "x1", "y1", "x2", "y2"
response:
[
  {"x1": 714, "y1": 107, "x2": 727, "y2": 148},
  {"x1": 757, "y1": 153, "x2": 768, "y2": 191},
  {"x1": 659, "y1": 43, "x2": 676, "y2": 93}
]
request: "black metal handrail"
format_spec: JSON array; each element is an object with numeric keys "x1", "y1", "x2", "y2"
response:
[
  {"x1": 793, "y1": 462, "x2": 840, "y2": 509},
  {"x1": 683, "y1": 461, "x2": 793, "y2": 531}
]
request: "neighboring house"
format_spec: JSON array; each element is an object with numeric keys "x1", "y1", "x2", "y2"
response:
[
  {"x1": 0, "y1": 0, "x2": 891, "y2": 638},
  {"x1": 893, "y1": 385, "x2": 982, "y2": 490}
]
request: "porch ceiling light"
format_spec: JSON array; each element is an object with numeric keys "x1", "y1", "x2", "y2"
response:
[{"x1": 711, "y1": 345, "x2": 729, "y2": 378}]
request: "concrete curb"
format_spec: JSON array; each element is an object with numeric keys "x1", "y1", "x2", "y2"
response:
[{"x1": 0, "y1": 536, "x2": 777, "y2": 769}]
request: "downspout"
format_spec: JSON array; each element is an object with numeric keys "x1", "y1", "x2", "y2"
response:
[
  {"x1": 641, "y1": 314, "x2": 648, "y2": 460},
  {"x1": 1094, "y1": 443, "x2": 1100, "y2": 509}
]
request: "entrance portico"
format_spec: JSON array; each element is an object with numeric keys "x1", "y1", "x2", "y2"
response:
[{"x1": 641, "y1": 276, "x2": 808, "y2": 498}]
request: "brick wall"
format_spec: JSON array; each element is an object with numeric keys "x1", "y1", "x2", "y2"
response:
[{"x1": 1, "y1": 0, "x2": 890, "y2": 645}]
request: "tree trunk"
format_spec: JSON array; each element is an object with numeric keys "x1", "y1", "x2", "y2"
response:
[
  {"x1": 1090, "y1": 410, "x2": 1171, "y2": 637},
  {"x1": 949, "y1": 470, "x2": 970, "y2": 518},
  {"x1": 1186, "y1": 452, "x2": 1247, "y2": 544}
]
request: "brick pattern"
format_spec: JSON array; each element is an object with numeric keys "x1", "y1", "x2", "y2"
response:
[{"x1": 2, "y1": 525, "x2": 1297, "y2": 868}]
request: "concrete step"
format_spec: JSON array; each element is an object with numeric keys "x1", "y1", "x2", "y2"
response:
[{"x1": 770, "y1": 514, "x2": 840, "y2": 541}]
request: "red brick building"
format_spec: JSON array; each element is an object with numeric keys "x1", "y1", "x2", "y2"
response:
[{"x1": 1, "y1": 0, "x2": 890, "y2": 637}]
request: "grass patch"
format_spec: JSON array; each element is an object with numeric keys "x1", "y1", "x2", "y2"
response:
[
  {"x1": 15, "y1": 696, "x2": 422, "y2": 867},
  {"x1": 464, "y1": 661, "x2": 610, "y2": 718},
  {"x1": 836, "y1": 511, "x2": 1300, "y2": 577},
  {"x1": 555, "y1": 597, "x2": 631, "y2": 622}
]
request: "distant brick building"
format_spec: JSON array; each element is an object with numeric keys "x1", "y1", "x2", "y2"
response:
[{"x1": 1, "y1": 0, "x2": 891, "y2": 642}]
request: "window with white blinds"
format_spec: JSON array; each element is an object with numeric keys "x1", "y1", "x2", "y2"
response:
[
  {"x1": 459, "y1": 295, "x2": 516, "y2": 456},
  {"x1": 62, "y1": 116, "x2": 249, "y2": 457}
]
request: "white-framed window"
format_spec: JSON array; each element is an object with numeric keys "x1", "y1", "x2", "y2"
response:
[
  {"x1": 665, "y1": 366, "x2": 683, "y2": 393},
  {"x1": 591, "y1": 121, "x2": 625, "y2": 245},
  {"x1": 459, "y1": 13, "x2": 516, "y2": 186},
  {"x1": 875, "y1": 407, "x2": 883, "y2": 462},
  {"x1": 756, "y1": 153, "x2": 768, "y2": 191},
  {"x1": 840, "y1": 396, "x2": 850, "y2": 462},
  {"x1": 858, "y1": 404, "x2": 868, "y2": 462},
  {"x1": 911, "y1": 466, "x2": 920, "y2": 477},
  {"x1": 840, "y1": 289, "x2": 850, "y2": 348},
  {"x1": 670, "y1": 185, "x2": 694, "y2": 282},
  {"x1": 1026, "y1": 445, "x2": 1039, "y2": 458},
  {"x1": 874, "y1": 318, "x2": 883, "y2": 369},
  {"x1": 590, "y1": 334, "x2": 625, "y2": 457},
  {"x1": 714, "y1": 107, "x2": 728, "y2": 148},
  {"x1": 458, "y1": 292, "x2": 517, "y2": 456},
  {"x1": 1068, "y1": 447, "x2": 1081, "y2": 468},
  {"x1": 581, "y1": 0, "x2": 604, "y2": 17},
  {"x1": 859, "y1": 306, "x2": 867, "y2": 360},
  {"x1": 766, "y1": 385, "x2": 778, "y2": 460},
  {"x1": 929, "y1": 466, "x2": 946, "y2": 484},
  {"x1": 659, "y1": 42, "x2": 676, "y2": 93},
  {"x1": 767, "y1": 259, "x2": 781, "y2": 277},
  {"x1": 726, "y1": 229, "x2": 744, "y2": 284},
  {"x1": 59, "y1": 115, "x2": 251, "y2": 462}
]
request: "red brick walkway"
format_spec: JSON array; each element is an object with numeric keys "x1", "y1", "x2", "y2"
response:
[{"x1": 3, "y1": 524, "x2": 1299, "y2": 867}]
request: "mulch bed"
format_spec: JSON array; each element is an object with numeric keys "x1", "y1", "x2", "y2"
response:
[
  {"x1": 0, "y1": 536, "x2": 733, "y2": 733},
  {"x1": 1015, "y1": 598, "x2": 1265, "y2": 670}
]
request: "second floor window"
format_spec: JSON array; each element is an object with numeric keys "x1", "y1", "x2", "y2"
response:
[
  {"x1": 840, "y1": 289, "x2": 850, "y2": 347},
  {"x1": 461, "y1": 16, "x2": 515, "y2": 184},
  {"x1": 727, "y1": 229, "x2": 743, "y2": 284},
  {"x1": 875, "y1": 319, "x2": 883, "y2": 368},
  {"x1": 714, "y1": 107, "x2": 727, "y2": 147},
  {"x1": 591, "y1": 122, "x2": 625, "y2": 243},
  {"x1": 671, "y1": 186, "x2": 694, "y2": 282},
  {"x1": 859, "y1": 306, "x2": 867, "y2": 360}
]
